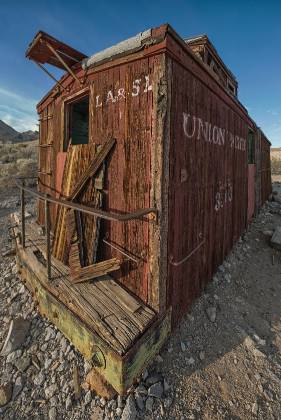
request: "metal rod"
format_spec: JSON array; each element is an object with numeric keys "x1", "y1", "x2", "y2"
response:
[
  {"x1": 15, "y1": 181, "x2": 158, "y2": 223},
  {"x1": 103, "y1": 238, "x2": 139, "y2": 264},
  {"x1": 21, "y1": 181, "x2": 26, "y2": 248},
  {"x1": 169, "y1": 239, "x2": 205, "y2": 267},
  {"x1": 45, "y1": 198, "x2": 51, "y2": 281},
  {"x1": 45, "y1": 41, "x2": 81, "y2": 85},
  {"x1": 56, "y1": 49, "x2": 80, "y2": 63},
  {"x1": 35, "y1": 62, "x2": 67, "y2": 91}
]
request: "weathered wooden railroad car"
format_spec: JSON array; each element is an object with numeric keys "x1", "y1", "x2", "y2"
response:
[{"x1": 13, "y1": 24, "x2": 271, "y2": 394}]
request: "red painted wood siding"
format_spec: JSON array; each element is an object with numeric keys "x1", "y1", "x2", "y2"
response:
[
  {"x1": 248, "y1": 164, "x2": 255, "y2": 221},
  {"x1": 38, "y1": 54, "x2": 162, "y2": 306},
  {"x1": 167, "y1": 55, "x2": 249, "y2": 326}
]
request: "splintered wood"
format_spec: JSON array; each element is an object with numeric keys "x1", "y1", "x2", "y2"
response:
[
  {"x1": 52, "y1": 139, "x2": 116, "y2": 268},
  {"x1": 13, "y1": 217, "x2": 155, "y2": 355},
  {"x1": 70, "y1": 258, "x2": 120, "y2": 284}
]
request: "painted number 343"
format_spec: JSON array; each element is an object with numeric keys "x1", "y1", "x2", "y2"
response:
[{"x1": 215, "y1": 181, "x2": 233, "y2": 212}]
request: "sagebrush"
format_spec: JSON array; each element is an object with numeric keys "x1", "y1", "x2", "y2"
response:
[{"x1": 0, "y1": 141, "x2": 38, "y2": 191}]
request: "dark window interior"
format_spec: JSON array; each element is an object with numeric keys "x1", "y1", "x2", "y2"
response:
[
  {"x1": 248, "y1": 130, "x2": 255, "y2": 164},
  {"x1": 66, "y1": 96, "x2": 89, "y2": 148}
]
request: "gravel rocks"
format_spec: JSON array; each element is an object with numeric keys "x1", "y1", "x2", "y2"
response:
[
  {"x1": 12, "y1": 377, "x2": 23, "y2": 400},
  {"x1": 48, "y1": 406, "x2": 57, "y2": 420},
  {"x1": 148, "y1": 382, "x2": 164, "y2": 398},
  {"x1": 206, "y1": 306, "x2": 217, "y2": 322},
  {"x1": 14, "y1": 355, "x2": 31, "y2": 372},
  {"x1": 65, "y1": 394, "x2": 72, "y2": 410},
  {"x1": 145, "y1": 373, "x2": 163, "y2": 386},
  {"x1": 135, "y1": 393, "x2": 144, "y2": 410},
  {"x1": 135, "y1": 384, "x2": 147, "y2": 396},
  {"x1": 6, "y1": 349, "x2": 22, "y2": 364},
  {"x1": 145, "y1": 396, "x2": 154, "y2": 412},
  {"x1": 1, "y1": 189, "x2": 281, "y2": 419},
  {"x1": 45, "y1": 327, "x2": 56, "y2": 342},
  {"x1": 45, "y1": 384, "x2": 58, "y2": 400},
  {"x1": 84, "y1": 390, "x2": 92, "y2": 405},
  {"x1": 0, "y1": 382, "x2": 12, "y2": 406},
  {"x1": 121, "y1": 394, "x2": 137, "y2": 420},
  {"x1": 33, "y1": 371, "x2": 45, "y2": 386}
]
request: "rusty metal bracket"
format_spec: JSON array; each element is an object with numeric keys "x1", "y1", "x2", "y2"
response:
[{"x1": 169, "y1": 238, "x2": 205, "y2": 267}]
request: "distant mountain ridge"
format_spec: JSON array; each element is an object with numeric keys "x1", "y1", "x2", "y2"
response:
[{"x1": 0, "y1": 120, "x2": 38, "y2": 144}]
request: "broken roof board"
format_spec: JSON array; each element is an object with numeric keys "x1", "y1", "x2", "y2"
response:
[
  {"x1": 25, "y1": 31, "x2": 87, "y2": 70},
  {"x1": 82, "y1": 29, "x2": 152, "y2": 69},
  {"x1": 185, "y1": 34, "x2": 237, "y2": 82}
]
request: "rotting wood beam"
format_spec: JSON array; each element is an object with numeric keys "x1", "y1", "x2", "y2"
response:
[
  {"x1": 71, "y1": 138, "x2": 116, "y2": 201},
  {"x1": 45, "y1": 41, "x2": 82, "y2": 85},
  {"x1": 70, "y1": 258, "x2": 121, "y2": 284}
]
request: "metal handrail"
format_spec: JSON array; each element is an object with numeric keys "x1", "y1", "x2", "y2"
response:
[
  {"x1": 16, "y1": 178, "x2": 158, "y2": 281},
  {"x1": 169, "y1": 239, "x2": 205, "y2": 267},
  {"x1": 16, "y1": 182, "x2": 157, "y2": 223}
]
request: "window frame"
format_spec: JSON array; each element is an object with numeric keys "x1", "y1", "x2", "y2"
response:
[
  {"x1": 247, "y1": 129, "x2": 255, "y2": 165},
  {"x1": 63, "y1": 88, "x2": 90, "y2": 151}
]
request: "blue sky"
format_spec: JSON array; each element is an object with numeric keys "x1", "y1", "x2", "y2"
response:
[{"x1": 0, "y1": 0, "x2": 280, "y2": 145}]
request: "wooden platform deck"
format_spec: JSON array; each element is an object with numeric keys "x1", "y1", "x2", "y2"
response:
[{"x1": 12, "y1": 215, "x2": 155, "y2": 356}]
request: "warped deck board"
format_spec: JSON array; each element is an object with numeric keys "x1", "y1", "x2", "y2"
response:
[{"x1": 14, "y1": 217, "x2": 155, "y2": 355}]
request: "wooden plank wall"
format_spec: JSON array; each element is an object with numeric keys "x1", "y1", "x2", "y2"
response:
[
  {"x1": 167, "y1": 55, "x2": 250, "y2": 326},
  {"x1": 37, "y1": 55, "x2": 162, "y2": 306},
  {"x1": 38, "y1": 100, "x2": 62, "y2": 227},
  {"x1": 260, "y1": 133, "x2": 272, "y2": 204},
  {"x1": 248, "y1": 164, "x2": 256, "y2": 221},
  {"x1": 254, "y1": 129, "x2": 262, "y2": 213},
  {"x1": 89, "y1": 58, "x2": 158, "y2": 304}
]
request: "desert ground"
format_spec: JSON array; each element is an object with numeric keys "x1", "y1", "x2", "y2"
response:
[{"x1": 0, "y1": 144, "x2": 281, "y2": 419}]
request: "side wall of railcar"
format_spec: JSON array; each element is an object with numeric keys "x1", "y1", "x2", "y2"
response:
[
  {"x1": 165, "y1": 34, "x2": 252, "y2": 326},
  {"x1": 260, "y1": 132, "x2": 272, "y2": 204},
  {"x1": 254, "y1": 127, "x2": 262, "y2": 213}
]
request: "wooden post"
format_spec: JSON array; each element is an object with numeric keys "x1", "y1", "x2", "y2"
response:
[
  {"x1": 21, "y1": 181, "x2": 25, "y2": 248},
  {"x1": 45, "y1": 197, "x2": 51, "y2": 281}
]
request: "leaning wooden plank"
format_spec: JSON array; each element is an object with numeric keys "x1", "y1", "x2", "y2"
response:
[
  {"x1": 64, "y1": 209, "x2": 77, "y2": 263},
  {"x1": 71, "y1": 138, "x2": 116, "y2": 200},
  {"x1": 69, "y1": 241, "x2": 81, "y2": 278},
  {"x1": 53, "y1": 144, "x2": 95, "y2": 261},
  {"x1": 70, "y1": 258, "x2": 121, "y2": 284}
]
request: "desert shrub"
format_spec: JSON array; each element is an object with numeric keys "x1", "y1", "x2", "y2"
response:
[{"x1": 0, "y1": 141, "x2": 38, "y2": 191}]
